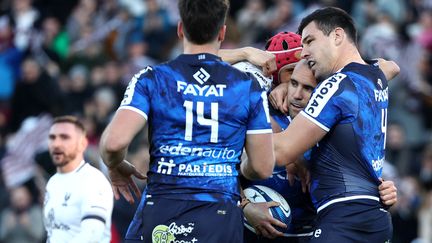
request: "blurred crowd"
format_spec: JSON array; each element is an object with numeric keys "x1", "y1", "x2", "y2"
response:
[{"x1": 0, "y1": 0, "x2": 431, "y2": 242}]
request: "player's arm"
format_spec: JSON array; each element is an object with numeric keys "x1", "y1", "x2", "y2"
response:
[
  {"x1": 68, "y1": 218, "x2": 106, "y2": 243},
  {"x1": 100, "y1": 109, "x2": 147, "y2": 203},
  {"x1": 69, "y1": 176, "x2": 114, "y2": 243},
  {"x1": 242, "y1": 133, "x2": 275, "y2": 180},
  {"x1": 274, "y1": 113, "x2": 326, "y2": 166},
  {"x1": 376, "y1": 58, "x2": 400, "y2": 81},
  {"x1": 100, "y1": 109, "x2": 145, "y2": 168},
  {"x1": 219, "y1": 47, "x2": 277, "y2": 76}
]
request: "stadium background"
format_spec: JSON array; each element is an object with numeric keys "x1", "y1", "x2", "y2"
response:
[{"x1": 0, "y1": 0, "x2": 431, "y2": 242}]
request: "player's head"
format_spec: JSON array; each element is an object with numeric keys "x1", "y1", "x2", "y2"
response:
[
  {"x1": 48, "y1": 116, "x2": 88, "y2": 172},
  {"x1": 298, "y1": 7, "x2": 357, "y2": 80},
  {"x1": 287, "y1": 59, "x2": 317, "y2": 118},
  {"x1": 265, "y1": 31, "x2": 302, "y2": 87},
  {"x1": 178, "y1": 0, "x2": 229, "y2": 45}
]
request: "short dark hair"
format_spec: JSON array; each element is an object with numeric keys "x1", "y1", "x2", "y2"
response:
[
  {"x1": 52, "y1": 116, "x2": 86, "y2": 133},
  {"x1": 298, "y1": 7, "x2": 357, "y2": 44},
  {"x1": 178, "y1": 0, "x2": 229, "y2": 44}
]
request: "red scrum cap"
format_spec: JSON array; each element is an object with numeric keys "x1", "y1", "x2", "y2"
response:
[{"x1": 265, "y1": 31, "x2": 302, "y2": 85}]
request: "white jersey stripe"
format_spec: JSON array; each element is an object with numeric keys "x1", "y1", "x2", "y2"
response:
[
  {"x1": 300, "y1": 111, "x2": 330, "y2": 132},
  {"x1": 118, "y1": 106, "x2": 148, "y2": 120},
  {"x1": 246, "y1": 129, "x2": 273, "y2": 134},
  {"x1": 317, "y1": 195, "x2": 380, "y2": 213}
]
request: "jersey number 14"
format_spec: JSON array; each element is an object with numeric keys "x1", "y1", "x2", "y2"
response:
[
  {"x1": 183, "y1": 101, "x2": 219, "y2": 143},
  {"x1": 182, "y1": 92, "x2": 270, "y2": 143}
]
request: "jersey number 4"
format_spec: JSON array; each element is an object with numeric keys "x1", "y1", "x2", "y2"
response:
[
  {"x1": 183, "y1": 101, "x2": 219, "y2": 143},
  {"x1": 381, "y1": 108, "x2": 387, "y2": 149}
]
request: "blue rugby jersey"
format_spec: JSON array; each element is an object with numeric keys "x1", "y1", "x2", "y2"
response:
[
  {"x1": 234, "y1": 62, "x2": 315, "y2": 235},
  {"x1": 243, "y1": 108, "x2": 316, "y2": 236},
  {"x1": 119, "y1": 54, "x2": 272, "y2": 203},
  {"x1": 300, "y1": 62, "x2": 389, "y2": 212}
]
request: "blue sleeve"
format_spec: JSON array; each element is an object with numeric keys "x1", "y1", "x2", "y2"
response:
[
  {"x1": 269, "y1": 105, "x2": 290, "y2": 130},
  {"x1": 301, "y1": 73, "x2": 358, "y2": 131},
  {"x1": 119, "y1": 66, "x2": 155, "y2": 119},
  {"x1": 246, "y1": 75, "x2": 273, "y2": 134}
]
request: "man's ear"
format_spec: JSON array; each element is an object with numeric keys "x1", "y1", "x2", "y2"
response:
[
  {"x1": 177, "y1": 21, "x2": 184, "y2": 39},
  {"x1": 217, "y1": 25, "x2": 226, "y2": 42},
  {"x1": 80, "y1": 135, "x2": 88, "y2": 151},
  {"x1": 333, "y1": 27, "x2": 344, "y2": 46}
]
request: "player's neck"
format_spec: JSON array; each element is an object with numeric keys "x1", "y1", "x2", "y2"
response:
[
  {"x1": 183, "y1": 40, "x2": 220, "y2": 56},
  {"x1": 57, "y1": 158, "x2": 84, "y2": 174},
  {"x1": 333, "y1": 45, "x2": 366, "y2": 71}
]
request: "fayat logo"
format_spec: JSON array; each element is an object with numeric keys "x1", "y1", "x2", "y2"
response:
[
  {"x1": 193, "y1": 68, "x2": 210, "y2": 85},
  {"x1": 152, "y1": 222, "x2": 198, "y2": 243}
]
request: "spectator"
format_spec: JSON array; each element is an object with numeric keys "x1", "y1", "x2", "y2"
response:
[
  {"x1": 0, "y1": 185, "x2": 45, "y2": 243},
  {"x1": 0, "y1": 15, "x2": 22, "y2": 102},
  {"x1": 9, "y1": 57, "x2": 64, "y2": 133}
]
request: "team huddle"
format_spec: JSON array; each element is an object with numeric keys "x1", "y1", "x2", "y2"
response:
[{"x1": 43, "y1": 0, "x2": 399, "y2": 243}]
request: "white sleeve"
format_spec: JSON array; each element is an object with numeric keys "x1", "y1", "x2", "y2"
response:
[
  {"x1": 68, "y1": 218, "x2": 106, "y2": 243},
  {"x1": 72, "y1": 170, "x2": 114, "y2": 242}
]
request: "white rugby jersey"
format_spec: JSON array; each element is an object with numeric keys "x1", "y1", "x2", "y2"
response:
[{"x1": 43, "y1": 161, "x2": 114, "y2": 243}]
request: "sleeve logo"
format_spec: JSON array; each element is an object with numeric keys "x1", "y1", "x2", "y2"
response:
[
  {"x1": 305, "y1": 73, "x2": 346, "y2": 118},
  {"x1": 121, "y1": 66, "x2": 152, "y2": 106}
]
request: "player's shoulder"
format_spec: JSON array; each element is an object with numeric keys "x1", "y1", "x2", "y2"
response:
[
  {"x1": 314, "y1": 72, "x2": 349, "y2": 95},
  {"x1": 132, "y1": 65, "x2": 156, "y2": 81},
  {"x1": 78, "y1": 163, "x2": 110, "y2": 184},
  {"x1": 232, "y1": 61, "x2": 272, "y2": 90},
  {"x1": 340, "y1": 62, "x2": 382, "y2": 82},
  {"x1": 45, "y1": 174, "x2": 59, "y2": 189}
]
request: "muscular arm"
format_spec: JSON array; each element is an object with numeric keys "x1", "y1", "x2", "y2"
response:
[
  {"x1": 242, "y1": 133, "x2": 275, "y2": 180},
  {"x1": 376, "y1": 58, "x2": 400, "y2": 81},
  {"x1": 100, "y1": 108, "x2": 147, "y2": 203},
  {"x1": 100, "y1": 109, "x2": 146, "y2": 168},
  {"x1": 219, "y1": 47, "x2": 277, "y2": 76},
  {"x1": 274, "y1": 113, "x2": 326, "y2": 166}
]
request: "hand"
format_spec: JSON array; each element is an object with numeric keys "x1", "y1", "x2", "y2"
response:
[
  {"x1": 286, "y1": 161, "x2": 310, "y2": 193},
  {"x1": 244, "y1": 47, "x2": 277, "y2": 76},
  {"x1": 109, "y1": 160, "x2": 147, "y2": 204},
  {"x1": 243, "y1": 202, "x2": 286, "y2": 239},
  {"x1": 268, "y1": 83, "x2": 289, "y2": 114},
  {"x1": 379, "y1": 178, "x2": 397, "y2": 206}
]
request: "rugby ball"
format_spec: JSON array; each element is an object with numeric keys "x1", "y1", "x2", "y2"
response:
[{"x1": 243, "y1": 185, "x2": 292, "y2": 234}]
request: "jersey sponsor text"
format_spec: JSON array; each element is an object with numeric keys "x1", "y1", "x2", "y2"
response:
[
  {"x1": 177, "y1": 81, "x2": 226, "y2": 97},
  {"x1": 159, "y1": 143, "x2": 236, "y2": 159},
  {"x1": 374, "y1": 87, "x2": 388, "y2": 102},
  {"x1": 306, "y1": 73, "x2": 346, "y2": 117}
]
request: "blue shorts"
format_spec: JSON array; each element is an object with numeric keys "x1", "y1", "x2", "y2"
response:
[
  {"x1": 125, "y1": 197, "x2": 243, "y2": 243},
  {"x1": 309, "y1": 199, "x2": 393, "y2": 243},
  {"x1": 244, "y1": 228, "x2": 311, "y2": 243}
]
